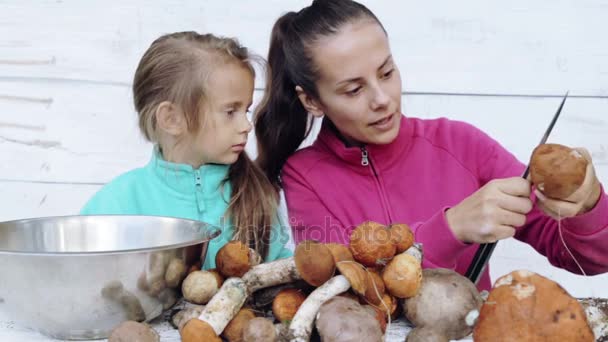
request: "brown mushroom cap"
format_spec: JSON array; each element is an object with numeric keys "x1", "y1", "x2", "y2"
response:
[
  {"x1": 336, "y1": 261, "x2": 369, "y2": 298},
  {"x1": 363, "y1": 268, "x2": 386, "y2": 305},
  {"x1": 223, "y1": 308, "x2": 256, "y2": 342},
  {"x1": 294, "y1": 240, "x2": 336, "y2": 286},
  {"x1": 272, "y1": 288, "x2": 306, "y2": 323},
  {"x1": 529, "y1": 143, "x2": 588, "y2": 199},
  {"x1": 382, "y1": 253, "x2": 422, "y2": 299},
  {"x1": 474, "y1": 270, "x2": 594, "y2": 342},
  {"x1": 215, "y1": 241, "x2": 251, "y2": 278},
  {"x1": 181, "y1": 318, "x2": 221, "y2": 342},
  {"x1": 108, "y1": 321, "x2": 159, "y2": 342},
  {"x1": 349, "y1": 221, "x2": 396, "y2": 267},
  {"x1": 326, "y1": 243, "x2": 355, "y2": 263},
  {"x1": 389, "y1": 223, "x2": 415, "y2": 253}
]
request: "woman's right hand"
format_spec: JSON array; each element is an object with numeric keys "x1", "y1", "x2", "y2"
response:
[{"x1": 446, "y1": 177, "x2": 534, "y2": 243}]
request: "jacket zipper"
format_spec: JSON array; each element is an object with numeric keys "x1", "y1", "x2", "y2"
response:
[{"x1": 361, "y1": 147, "x2": 392, "y2": 222}]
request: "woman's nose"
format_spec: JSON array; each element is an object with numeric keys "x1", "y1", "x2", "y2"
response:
[{"x1": 370, "y1": 84, "x2": 391, "y2": 110}]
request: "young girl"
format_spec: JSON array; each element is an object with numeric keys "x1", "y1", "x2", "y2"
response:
[
  {"x1": 81, "y1": 31, "x2": 292, "y2": 268},
  {"x1": 255, "y1": 0, "x2": 608, "y2": 290}
]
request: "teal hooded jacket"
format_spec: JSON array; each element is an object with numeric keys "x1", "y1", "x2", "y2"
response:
[{"x1": 80, "y1": 148, "x2": 293, "y2": 269}]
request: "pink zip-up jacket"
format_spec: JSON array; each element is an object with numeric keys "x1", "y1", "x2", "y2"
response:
[{"x1": 282, "y1": 115, "x2": 608, "y2": 290}]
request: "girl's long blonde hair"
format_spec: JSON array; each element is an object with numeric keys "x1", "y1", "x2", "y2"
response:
[{"x1": 133, "y1": 31, "x2": 278, "y2": 258}]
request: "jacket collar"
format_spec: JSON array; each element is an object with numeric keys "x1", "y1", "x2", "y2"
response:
[
  {"x1": 314, "y1": 114, "x2": 414, "y2": 172},
  {"x1": 146, "y1": 146, "x2": 229, "y2": 195}
]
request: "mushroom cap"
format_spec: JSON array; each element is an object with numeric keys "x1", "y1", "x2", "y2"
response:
[
  {"x1": 316, "y1": 296, "x2": 383, "y2": 342},
  {"x1": 382, "y1": 253, "x2": 422, "y2": 299},
  {"x1": 363, "y1": 305, "x2": 387, "y2": 333},
  {"x1": 389, "y1": 223, "x2": 415, "y2": 254},
  {"x1": 403, "y1": 268, "x2": 482, "y2": 340},
  {"x1": 349, "y1": 221, "x2": 396, "y2": 267},
  {"x1": 181, "y1": 270, "x2": 219, "y2": 305},
  {"x1": 223, "y1": 308, "x2": 256, "y2": 342},
  {"x1": 529, "y1": 143, "x2": 588, "y2": 199},
  {"x1": 336, "y1": 261, "x2": 369, "y2": 298},
  {"x1": 326, "y1": 243, "x2": 355, "y2": 263},
  {"x1": 242, "y1": 317, "x2": 278, "y2": 342},
  {"x1": 474, "y1": 270, "x2": 594, "y2": 342},
  {"x1": 215, "y1": 241, "x2": 251, "y2": 278},
  {"x1": 363, "y1": 268, "x2": 386, "y2": 305},
  {"x1": 272, "y1": 288, "x2": 306, "y2": 323},
  {"x1": 108, "y1": 321, "x2": 159, "y2": 342},
  {"x1": 294, "y1": 240, "x2": 336, "y2": 286},
  {"x1": 180, "y1": 319, "x2": 221, "y2": 342}
]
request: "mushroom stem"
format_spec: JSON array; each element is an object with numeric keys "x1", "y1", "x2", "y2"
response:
[
  {"x1": 242, "y1": 257, "x2": 300, "y2": 293},
  {"x1": 287, "y1": 275, "x2": 351, "y2": 342},
  {"x1": 189, "y1": 256, "x2": 301, "y2": 336},
  {"x1": 197, "y1": 278, "x2": 248, "y2": 335}
]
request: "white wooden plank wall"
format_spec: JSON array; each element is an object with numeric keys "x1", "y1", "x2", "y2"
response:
[{"x1": 1, "y1": 1, "x2": 607, "y2": 298}]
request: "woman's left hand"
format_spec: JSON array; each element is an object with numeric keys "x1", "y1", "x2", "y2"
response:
[{"x1": 534, "y1": 148, "x2": 602, "y2": 219}]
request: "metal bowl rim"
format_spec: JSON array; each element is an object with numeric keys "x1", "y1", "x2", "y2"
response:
[{"x1": 0, "y1": 214, "x2": 221, "y2": 256}]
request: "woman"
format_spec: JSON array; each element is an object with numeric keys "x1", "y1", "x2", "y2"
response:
[{"x1": 254, "y1": 0, "x2": 607, "y2": 290}]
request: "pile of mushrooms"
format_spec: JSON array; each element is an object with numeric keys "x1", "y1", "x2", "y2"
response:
[{"x1": 170, "y1": 221, "x2": 490, "y2": 342}]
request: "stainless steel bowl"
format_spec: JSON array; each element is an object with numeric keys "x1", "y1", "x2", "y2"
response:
[{"x1": 0, "y1": 215, "x2": 220, "y2": 340}]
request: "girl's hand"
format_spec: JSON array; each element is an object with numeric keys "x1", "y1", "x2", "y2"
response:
[
  {"x1": 446, "y1": 177, "x2": 533, "y2": 244},
  {"x1": 534, "y1": 148, "x2": 602, "y2": 219}
]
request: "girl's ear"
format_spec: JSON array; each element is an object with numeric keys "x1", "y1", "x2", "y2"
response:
[
  {"x1": 295, "y1": 85, "x2": 324, "y2": 118},
  {"x1": 156, "y1": 101, "x2": 186, "y2": 136}
]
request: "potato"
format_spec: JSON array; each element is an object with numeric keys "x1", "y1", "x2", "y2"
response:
[{"x1": 529, "y1": 143, "x2": 588, "y2": 199}]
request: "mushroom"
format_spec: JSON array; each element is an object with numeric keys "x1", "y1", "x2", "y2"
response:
[
  {"x1": 181, "y1": 318, "x2": 222, "y2": 342},
  {"x1": 101, "y1": 281, "x2": 146, "y2": 322},
  {"x1": 473, "y1": 270, "x2": 594, "y2": 341},
  {"x1": 272, "y1": 288, "x2": 306, "y2": 323},
  {"x1": 287, "y1": 244, "x2": 423, "y2": 342},
  {"x1": 529, "y1": 143, "x2": 588, "y2": 199},
  {"x1": 242, "y1": 317, "x2": 278, "y2": 342},
  {"x1": 326, "y1": 243, "x2": 354, "y2": 263},
  {"x1": 171, "y1": 304, "x2": 205, "y2": 331},
  {"x1": 294, "y1": 240, "x2": 336, "y2": 286},
  {"x1": 382, "y1": 243, "x2": 423, "y2": 298},
  {"x1": 349, "y1": 221, "x2": 396, "y2": 267},
  {"x1": 223, "y1": 308, "x2": 256, "y2": 342},
  {"x1": 315, "y1": 296, "x2": 383, "y2": 342},
  {"x1": 181, "y1": 241, "x2": 335, "y2": 340},
  {"x1": 403, "y1": 268, "x2": 483, "y2": 340},
  {"x1": 182, "y1": 270, "x2": 221, "y2": 305},
  {"x1": 389, "y1": 223, "x2": 414, "y2": 254},
  {"x1": 335, "y1": 261, "x2": 368, "y2": 298},
  {"x1": 363, "y1": 268, "x2": 386, "y2": 305},
  {"x1": 215, "y1": 241, "x2": 252, "y2": 278},
  {"x1": 165, "y1": 258, "x2": 187, "y2": 288},
  {"x1": 108, "y1": 321, "x2": 159, "y2": 342}
]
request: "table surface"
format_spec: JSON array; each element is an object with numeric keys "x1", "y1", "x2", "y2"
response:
[{"x1": 0, "y1": 310, "x2": 472, "y2": 342}]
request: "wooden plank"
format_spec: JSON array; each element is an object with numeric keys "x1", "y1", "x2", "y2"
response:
[
  {"x1": 1, "y1": 1, "x2": 608, "y2": 95},
  {"x1": 0, "y1": 182, "x2": 100, "y2": 221},
  {"x1": 1, "y1": 81, "x2": 606, "y2": 183}
]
